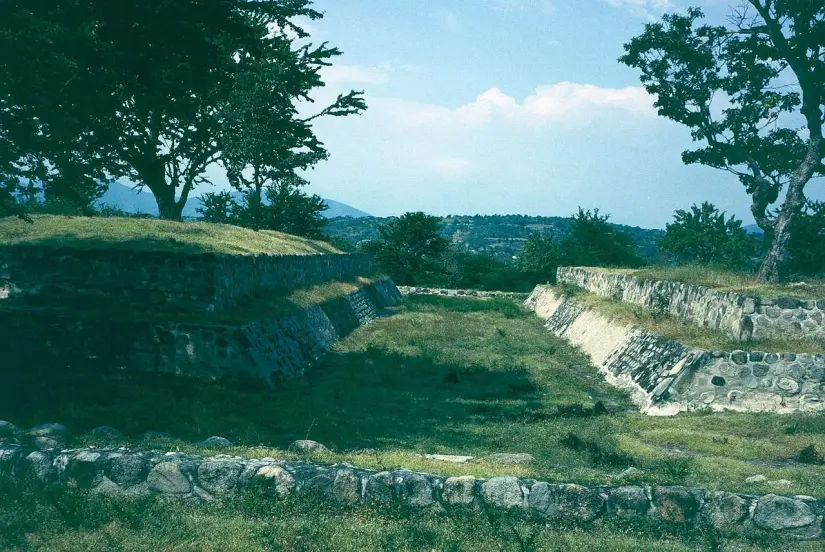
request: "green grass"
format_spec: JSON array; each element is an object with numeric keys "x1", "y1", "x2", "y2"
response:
[
  {"x1": 4, "y1": 476, "x2": 813, "y2": 552},
  {"x1": 4, "y1": 295, "x2": 825, "y2": 502},
  {"x1": 560, "y1": 285, "x2": 825, "y2": 354},
  {"x1": 0, "y1": 215, "x2": 341, "y2": 255},
  {"x1": 586, "y1": 264, "x2": 825, "y2": 300}
]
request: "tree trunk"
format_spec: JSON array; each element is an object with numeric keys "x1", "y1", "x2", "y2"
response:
[
  {"x1": 155, "y1": 190, "x2": 183, "y2": 221},
  {"x1": 757, "y1": 138, "x2": 821, "y2": 283}
]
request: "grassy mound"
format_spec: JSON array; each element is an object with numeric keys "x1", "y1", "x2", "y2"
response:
[
  {"x1": 0, "y1": 215, "x2": 340, "y2": 255},
  {"x1": 588, "y1": 265, "x2": 825, "y2": 300}
]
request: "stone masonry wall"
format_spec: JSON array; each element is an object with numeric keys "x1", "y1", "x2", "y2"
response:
[
  {"x1": 1, "y1": 280, "x2": 402, "y2": 385},
  {"x1": 524, "y1": 286, "x2": 825, "y2": 415},
  {"x1": 397, "y1": 286, "x2": 525, "y2": 299},
  {"x1": 0, "y1": 441, "x2": 822, "y2": 540},
  {"x1": 0, "y1": 245, "x2": 372, "y2": 312},
  {"x1": 556, "y1": 267, "x2": 825, "y2": 342}
]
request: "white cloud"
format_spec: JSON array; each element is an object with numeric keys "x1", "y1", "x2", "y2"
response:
[{"x1": 370, "y1": 82, "x2": 656, "y2": 130}]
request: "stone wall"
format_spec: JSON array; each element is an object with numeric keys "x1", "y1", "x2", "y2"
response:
[
  {"x1": 0, "y1": 245, "x2": 372, "y2": 312},
  {"x1": 0, "y1": 441, "x2": 822, "y2": 540},
  {"x1": 1, "y1": 280, "x2": 402, "y2": 385},
  {"x1": 398, "y1": 286, "x2": 526, "y2": 299},
  {"x1": 524, "y1": 286, "x2": 825, "y2": 415},
  {"x1": 556, "y1": 267, "x2": 825, "y2": 342}
]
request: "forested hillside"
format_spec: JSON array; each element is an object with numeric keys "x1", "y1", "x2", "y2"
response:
[{"x1": 326, "y1": 214, "x2": 665, "y2": 262}]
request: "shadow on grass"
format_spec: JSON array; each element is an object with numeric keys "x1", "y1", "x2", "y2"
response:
[{"x1": 0, "y1": 345, "x2": 551, "y2": 454}]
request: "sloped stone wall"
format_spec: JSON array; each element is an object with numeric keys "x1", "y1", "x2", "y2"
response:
[
  {"x1": 1, "y1": 280, "x2": 402, "y2": 385},
  {"x1": 524, "y1": 286, "x2": 825, "y2": 415},
  {"x1": 397, "y1": 286, "x2": 525, "y2": 299},
  {"x1": 0, "y1": 245, "x2": 371, "y2": 312},
  {"x1": 556, "y1": 267, "x2": 825, "y2": 342},
  {"x1": 0, "y1": 441, "x2": 822, "y2": 540}
]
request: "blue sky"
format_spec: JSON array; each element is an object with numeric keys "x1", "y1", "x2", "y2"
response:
[{"x1": 209, "y1": 0, "x2": 824, "y2": 229}]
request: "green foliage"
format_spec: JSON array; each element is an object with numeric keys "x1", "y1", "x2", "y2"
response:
[
  {"x1": 518, "y1": 234, "x2": 563, "y2": 284},
  {"x1": 365, "y1": 212, "x2": 449, "y2": 285},
  {"x1": 660, "y1": 202, "x2": 757, "y2": 268},
  {"x1": 0, "y1": 1, "x2": 363, "y2": 220},
  {"x1": 788, "y1": 200, "x2": 825, "y2": 277},
  {"x1": 619, "y1": 4, "x2": 825, "y2": 281},
  {"x1": 326, "y1": 214, "x2": 664, "y2": 263},
  {"x1": 562, "y1": 208, "x2": 642, "y2": 268},
  {"x1": 197, "y1": 176, "x2": 329, "y2": 239},
  {"x1": 438, "y1": 248, "x2": 535, "y2": 292}
]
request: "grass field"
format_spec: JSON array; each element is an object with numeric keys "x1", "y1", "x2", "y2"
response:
[
  {"x1": 0, "y1": 215, "x2": 340, "y2": 255},
  {"x1": 3, "y1": 296, "x2": 825, "y2": 504},
  {"x1": 559, "y1": 285, "x2": 825, "y2": 354},
  {"x1": 589, "y1": 265, "x2": 825, "y2": 300}
]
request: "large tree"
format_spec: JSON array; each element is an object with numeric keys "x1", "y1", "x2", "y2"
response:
[
  {"x1": 660, "y1": 202, "x2": 757, "y2": 267},
  {"x1": 0, "y1": 1, "x2": 362, "y2": 220},
  {"x1": 619, "y1": 2, "x2": 825, "y2": 282}
]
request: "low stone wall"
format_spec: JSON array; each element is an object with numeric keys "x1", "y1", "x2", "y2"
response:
[
  {"x1": 1, "y1": 280, "x2": 402, "y2": 385},
  {"x1": 556, "y1": 267, "x2": 825, "y2": 342},
  {"x1": 397, "y1": 286, "x2": 525, "y2": 299},
  {"x1": 524, "y1": 286, "x2": 825, "y2": 415},
  {"x1": 0, "y1": 442, "x2": 822, "y2": 540},
  {"x1": 0, "y1": 245, "x2": 372, "y2": 312}
]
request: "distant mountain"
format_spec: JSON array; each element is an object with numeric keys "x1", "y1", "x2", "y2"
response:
[
  {"x1": 743, "y1": 224, "x2": 765, "y2": 235},
  {"x1": 98, "y1": 182, "x2": 371, "y2": 219},
  {"x1": 325, "y1": 214, "x2": 666, "y2": 262}
]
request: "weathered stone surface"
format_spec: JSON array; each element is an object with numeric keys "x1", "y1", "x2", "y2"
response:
[
  {"x1": 88, "y1": 426, "x2": 123, "y2": 440},
  {"x1": 332, "y1": 468, "x2": 360, "y2": 504},
  {"x1": 703, "y1": 492, "x2": 749, "y2": 530},
  {"x1": 484, "y1": 453, "x2": 534, "y2": 466},
  {"x1": 147, "y1": 462, "x2": 191, "y2": 494},
  {"x1": 197, "y1": 459, "x2": 242, "y2": 495},
  {"x1": 364, "y1": 471, "x2": 394, "y2": 502},
  {"x1": 746, "y1": 475, "x2": 767, "y2": 484},
  {"x1": 289, "y1": 440, "x2": 331, "y2": 454},
  {"x1": 396, "y1": 472, "x2": 434, "y2": 507},
  {"x1": 0, "y1": 420, "x2": 21, "y2": 438},
  {"x1": 608, "y1": 486, "x2": 649, "y2": 517},
  {"x1": 28, "y1": 423, "x2": 69, "y2": 439},
  {"x1": 106, "y1": 454, "x2": 150, "y2": 487},
  {"x1": 199, "y1": 436, "x2": 232, "y2": 448},
  {"x1": 653, "y1": 486, "x2": 703, "y2": 523},
  {"x1": 753, "y1": 495, "x2": 816, "y2": 531},
  {"x1": 254, "y1": 465, "x2": 294, "y2": 497},
  {"x1": 91, "y1": 476, "x2": 123, "y2": 496},
  {"x1": 731, "y1": 351, "x2": 748, "y2": 365},
  {"x1": 23, "y1": 451, "x2": 55, "y2": 481},
  {"x1": 68, "y1": 451, "x2": 103, "y2": 485},
  {"x1": 443, "y1": 476, "x2": 477, "y2": 506},
  {"x1": 423, "y1": 454, "x2": 473, "y2": 464},
  {"x1": 530, "y1": 483, "x2": 605, "y2": 521},
  {"x1": 482, "y1": 477, "x2": 523, "y2": 509}
]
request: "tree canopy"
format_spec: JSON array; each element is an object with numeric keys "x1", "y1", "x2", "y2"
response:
[
  {"x1": 0, "y1": 0, "x2": 364, "y2": 220},
  {"x1": 660, "y1": 202, "x2": 757, "y2": 267},
  {"x1": 619, "y1": 2, "x2": 824, "y2": 281}
]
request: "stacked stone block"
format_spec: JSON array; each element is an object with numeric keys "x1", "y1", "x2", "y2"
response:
[
  {"x1": 557, "y1": 267, "x2": 825, "y2": 342},
  {"x1": 0, "y1": 245, "x2": 372, "y2": 312},
  {"x1": 0, "y1": 441, "x2": 821, "y2": 540}
]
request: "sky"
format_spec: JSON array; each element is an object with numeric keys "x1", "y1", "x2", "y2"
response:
[{"x1": 206, "y1": 0, "x2": 824, "y2": 229}]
